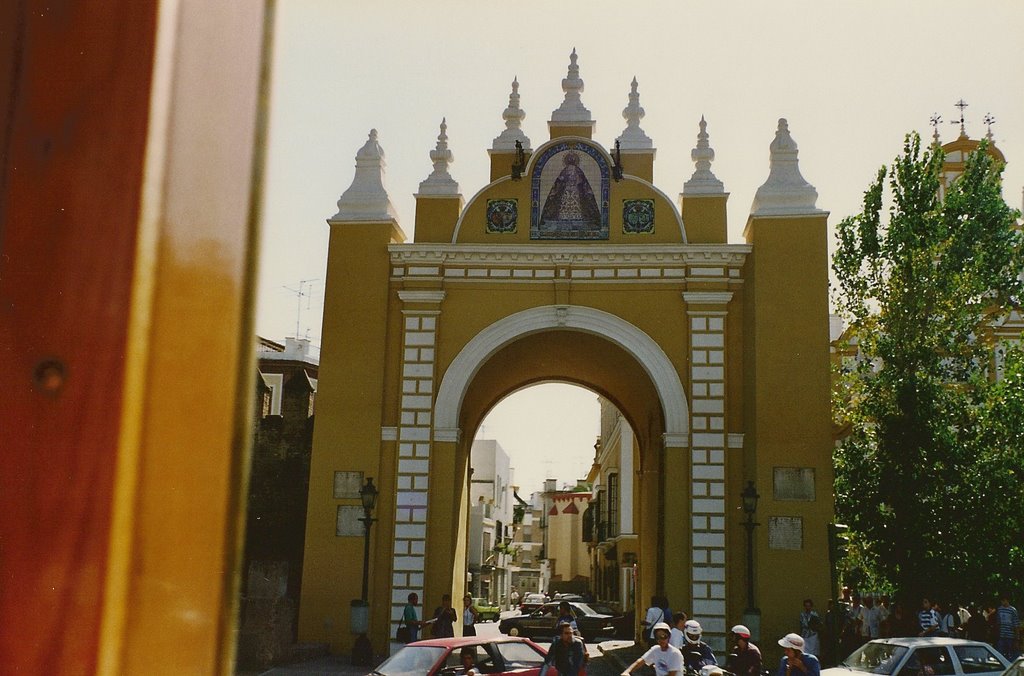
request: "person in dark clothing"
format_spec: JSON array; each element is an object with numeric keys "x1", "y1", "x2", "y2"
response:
[
  {"x1": 727, "y1": 624, "x2": 763, "y2": 676},
  {"x1": 432, "y1": 594, "x2": 456, "y2": 638},
  {"x1": 544, "y1": 621, "x2": 586, "y2": 675},
  {"x1": 964, "y1": 604, "x2": 989, "y2": 641}
]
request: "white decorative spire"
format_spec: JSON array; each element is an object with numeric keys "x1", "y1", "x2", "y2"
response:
[
  {"x1": 550, "y1": 48, "x2": 592, "y2": 124},
  {"x1": 492, "y1": 77, "x2": 531, "y2": 151},
  {"x1": 332, "y1": 129, "x2": 399, "y2": 221},
  {"x1": 615, "y1": 76, "x2": 653, "y2": 150},
  {"x1": 418, "y1": 118, "x2": 460, "y2": 196},
  {"x1": 750, "y1": 118, "x2": 823, "y2": 216},
  {"x1": 683, "y1": 116, "x2": 724, "y2": 195}
]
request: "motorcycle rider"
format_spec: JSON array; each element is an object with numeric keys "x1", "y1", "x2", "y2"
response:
[
  {"x1": 680, "y1": 620, "x2": 717, "y2": 673},
  {"x1": 621, "y1": 622, "x2": 684, "y2": 676},
  {"x1": 727, "y1": 624, "x2": 763, "y2": 676}
]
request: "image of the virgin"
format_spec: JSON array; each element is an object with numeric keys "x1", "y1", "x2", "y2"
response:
[{"x1": 539, "y1": 150, "x2": 601, "y2": 226}]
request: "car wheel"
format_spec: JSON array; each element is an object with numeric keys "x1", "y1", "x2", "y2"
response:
[{"x1": 508, "y1": 625, "x2": 520, "y2": 636}]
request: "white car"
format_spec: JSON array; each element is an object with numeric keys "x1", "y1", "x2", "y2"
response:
[
  {"x1": 1000, "y1": 657, "x2": 1024, "y2": 676},
  {"x1": 821, "y1": 638, "x2": 1010, "y2": 676}
]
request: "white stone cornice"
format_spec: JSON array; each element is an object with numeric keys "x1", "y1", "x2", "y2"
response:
[
  {"x1": 390, "y1": 244, "x2": 750, "y2": 266},
  {"x1": 663, "y1": 432, "x2": 690, "y2": 448},
  {"x1": 381, "y1": 426, "x2": 398, "y2": 441},
  {"x1": 433, "y1": 427, "x2": 461, "y2": 443},
  {"x1": 397, "y1": 290, "x2": 446, "y2": 304},
  {"x1": 727, "y1": 433, "x2": 744, "y2": 449},
  {"x1": 683, "y1": 291, "x2": 734, "y2": 306}
]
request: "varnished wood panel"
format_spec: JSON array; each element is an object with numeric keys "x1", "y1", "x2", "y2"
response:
[{"x1": 0, "y1": 0, "x2": 158, "y2": 672}]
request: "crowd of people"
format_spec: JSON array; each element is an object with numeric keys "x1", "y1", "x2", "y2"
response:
[
  {"x1": 400, "y1": 588, "x2": 1020, "y2": 676},
  {"x1": 795, "y1": 590, "x2": 1022, "y2": 665}
]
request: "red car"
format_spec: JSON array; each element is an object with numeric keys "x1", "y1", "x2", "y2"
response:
[{"x1": 368, "y1": 635, "x2": 548, "y2": 675}]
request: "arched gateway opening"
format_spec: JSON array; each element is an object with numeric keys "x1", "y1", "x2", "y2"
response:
[
  {"x1": 433, "y1": 306, "x2": 688, "y2": 642},
  {"x1": 300, "y1": 51, "x2": 834, "y2": 661}
]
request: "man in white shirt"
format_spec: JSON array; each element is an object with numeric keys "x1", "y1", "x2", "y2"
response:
[
  {"x1": 862, "y1": 596, "x2": 881, "y2": 639},
  {"x1": 622, "y1": 622, "x2": 684, "y2": 676}
]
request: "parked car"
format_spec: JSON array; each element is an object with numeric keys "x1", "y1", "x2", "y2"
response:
[
  {"x1": 519, "y1": 592, "x2": 548, "y2": 614},
  {"x1": 821, "y1": 638, "x2": 1010, "y2": 676},
  {"x1": 499, "y1": 600, "x2": 625, "y2": 643},
  {"x1": 472, "y1": 597, "x2": 501, "y2": 622},
  {"x1": 367, "y1": 636, "x2": 547, "y2": 676}
]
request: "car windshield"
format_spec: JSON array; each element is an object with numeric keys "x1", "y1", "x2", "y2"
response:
[
  {"x1": 371, "y1": 645, "x2": 446, "y2": 676},
  {"x1": 842, "y1": 643, "x2": 909, "y2": 674}
]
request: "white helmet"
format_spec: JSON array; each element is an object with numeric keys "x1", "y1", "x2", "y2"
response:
[
  {"x1": 731, "y1": 624, "x2": 751, "y2": 639},
  {"x1": 652, "y1": 621, "x2": 671, "y2": 638},
  {"x1": 684, "y1": 619, "x2": 703, "y2": 644}
]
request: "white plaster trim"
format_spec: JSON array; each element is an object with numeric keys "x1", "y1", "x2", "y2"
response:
[
  {"x1": 663, "y1": 432, "x2": 690, "y2": 448},
  {"x1": 683, "y1": 291, "x2": 734, "y2": 306},
  {"x1": 381, "y1": 427, "x2": 398, "y2": 441},
  {"x1": 727, "y1": 433, "x2": 744, "y2": 449},
  {"x1": 390, "y1": 244, "x2": 748, "y2": 265},
  {"x1": 398, "y1": 290, "x2": 446, "y2": 304},
  {"x1": 433, "y1": 427, "x2": 461, "y2": 443},
  {"x1": 434, "y1": 305, "x2": 689, "y2": 437}
]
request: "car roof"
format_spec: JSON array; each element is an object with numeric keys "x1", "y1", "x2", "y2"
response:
[
  {"x1": 867, "y1": 637, "x2": 1001, "y2": 648},
  {"x1": 409, "y1": 636, "x2": 542, "y2": 649}
]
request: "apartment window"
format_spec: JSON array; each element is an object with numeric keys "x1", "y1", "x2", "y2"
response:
[{"x1": 607, "y1": 473, "x2": 620, "y2": 538}]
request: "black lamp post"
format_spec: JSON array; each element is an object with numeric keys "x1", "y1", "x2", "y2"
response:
[
  {"x1": 359, "y1": 477, "x2": 379, "y2": 602},
  {"x1": 741, "y1": 480, "x2": 760, "y2": 612},
  {"x1": 352, "y1": 477, "x2": 378, "y2": 667}
]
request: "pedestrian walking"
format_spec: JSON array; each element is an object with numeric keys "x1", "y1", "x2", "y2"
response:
[
  {"x1": 400, "y1": 592, "x2": 423, "y2": 642},
  {"x1": 800, "y1": 598, "x2": 823, "y2": 657},
  {"x1": 432, "y1": 593, "x2": 456, "y2": 638}
]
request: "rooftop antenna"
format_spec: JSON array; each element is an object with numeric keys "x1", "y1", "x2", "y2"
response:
[
  {"x1": 983, "y1": 113, "x2": 996, "y2": 142},
  {"x1": 283, "y1": 278, "x2": 318, "y2": 338},
  {"x1": 952, "y1": 99, "x2": 968, "y2": 136},
  {"x1": 929, "y1": 113, "x2": 942, "y2": 145}
]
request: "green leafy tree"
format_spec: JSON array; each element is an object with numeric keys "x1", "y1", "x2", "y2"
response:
[{"x1": 831, "y1": 133, "x2": 1024, "y2": 602}]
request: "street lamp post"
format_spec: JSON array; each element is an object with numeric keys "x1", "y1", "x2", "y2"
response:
[
  {"x1": 352, "y1": 477, "x2": 378, "y2": 666},
  {"x1": 741, "y1": 480, "x2": 761, "y2": 639},
  {"x1": 359, "y1": 477, "x2": 379, "y2": 601}
]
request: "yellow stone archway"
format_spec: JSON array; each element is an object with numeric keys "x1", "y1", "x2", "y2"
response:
[{"x1": 300, "y1": 53, "x2": 834, "y2": 659}]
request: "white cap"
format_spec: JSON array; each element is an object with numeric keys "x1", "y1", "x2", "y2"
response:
[{"x1": 778, "y1": 633, "x2": 805, "y2": 651}]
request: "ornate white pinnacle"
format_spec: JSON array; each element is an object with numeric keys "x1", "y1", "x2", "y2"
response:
[
  {"x1": 750, "y1": 118, "x2": 823, "y2": 216},
  {"x1": 418, "y1": 118, "x2": 460, "y2": 196},
  {"x1": 332, "y1": 129, "x2": 399, "y2": 221},
  {"x1": 492, "y1": 77, "x2": 532, "y2": 151},
  {"x1": 683, "y1": 116, "x2": 724, "y2": 195},
  {"x1": 615, "y1": 76, "x2": 653, "y2": 150},
  {"x1": 550, "y1": 48, "x2": 592, "y2": 124}
]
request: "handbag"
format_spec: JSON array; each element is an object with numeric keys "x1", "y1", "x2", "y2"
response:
[{"x1": 396, "y1": 617, "x2": 411, "y2": 643}]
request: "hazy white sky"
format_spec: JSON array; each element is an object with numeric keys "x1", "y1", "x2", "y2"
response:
[{"x1": 255, "y1": 1, "x2": 1024, "y2": 491}]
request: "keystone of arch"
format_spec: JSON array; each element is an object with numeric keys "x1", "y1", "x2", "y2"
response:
[{"x1": 433, "y1": 305, "x2": 689, "y2": 440}]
